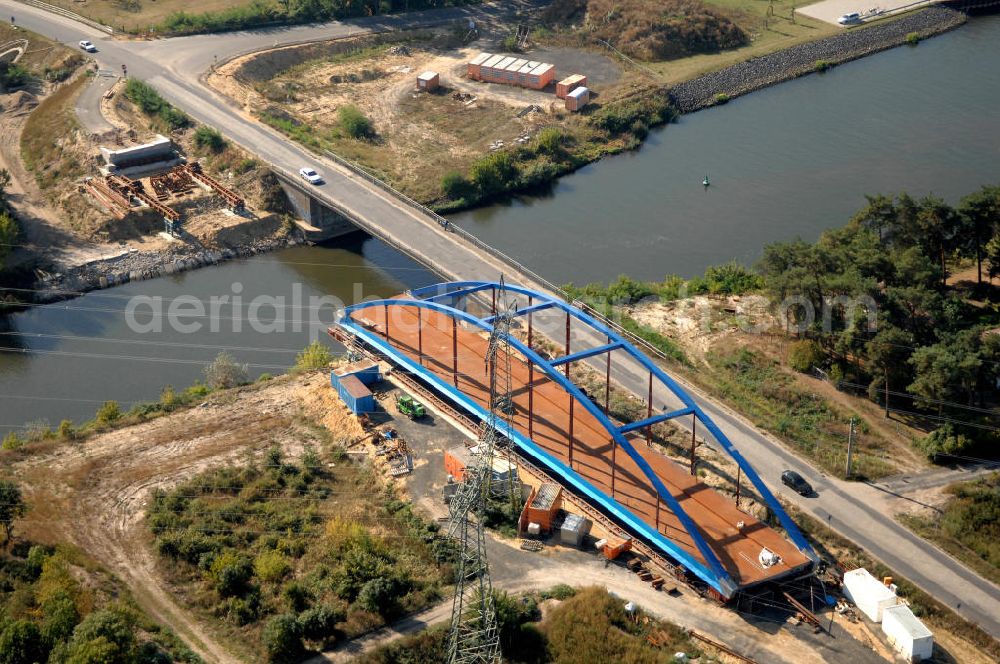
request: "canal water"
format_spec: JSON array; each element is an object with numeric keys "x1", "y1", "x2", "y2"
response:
[
  {"x1": 450, "y1": 13, "x2": 1000, "y2": 283},
  {"x1": 2, "y1": 14, "x2": 999, "y2": 431},
  {"x1": 0, "y1": 237, "x2": 438, "y2": 431}
]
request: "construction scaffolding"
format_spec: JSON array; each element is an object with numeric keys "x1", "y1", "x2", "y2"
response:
[
  {"x1": 187, "y1": 162, "x2": 246, "y2": 212},
  {"x1": 81, "y1": 161, "x2": 245, "y2": 236}
]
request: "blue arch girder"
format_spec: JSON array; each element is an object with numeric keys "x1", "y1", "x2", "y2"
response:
[
  {"x1": 340, "y1": 282, "x2": 818, "y2": 597},
  {"x1": 408, "y1": 281, "x2": 818, "y2": 559}
]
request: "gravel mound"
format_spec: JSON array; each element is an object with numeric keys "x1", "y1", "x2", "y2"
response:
[{"x1": 668, "y1": 7, "x2": 967, "y2": 113}]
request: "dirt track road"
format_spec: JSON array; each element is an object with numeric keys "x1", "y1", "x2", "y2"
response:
[{"x1": 11, "y1": 375, "x2": 325, "y2": 663}]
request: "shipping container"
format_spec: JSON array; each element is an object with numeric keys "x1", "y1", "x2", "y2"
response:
[
  {"x1": 333, "y1": 360, "x2": 381, "y2": 386},
  {"x1": 468, "y1": 52, "x2": 492, "y2": 79},
  {"x1": 416, "y1": 70, "x2": 440, "y2": 91},
  {"x1": 517, "y1": 60, "x2": 540, "y2": 85},
  {"x1": 881, "y1": 605, "x2": 933, "y2": 662},
  {"x1": 527, "y1": 63, "x2": 555, "y2": 90},
  {"x1": 524, "y1": 483, "x2": 562, "y2": 531},
  {"x1": 445, "y1": 446, "x2": 470, "y2": 482},
  {"x1": 559, "y1": 513, "x2": 592, "y2": 547},
  {"x1": 565, "y1": 86, "x2": 590, "y2": 112},
  {"x1": 472, "y1": 54, "x2": 554, "y2": 89},
  {"x1": 557, "y1": 74, "x2": 587, "y2": 99},
  {"x1": 335, "y1": 374, "x2": 375, "y2": 415},
  {"x1": 445, "y1": 446, "x2": 518, "y2": 486},
  {"x1": 842, "y1": 568, "x2": 898, "y2": 622}
]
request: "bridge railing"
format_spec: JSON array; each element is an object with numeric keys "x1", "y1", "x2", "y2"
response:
[
  {"x1": 16, "y1": 0, "x2": 115, "y2": 34},
  {"x1": 317, "y1": 149, "x2": 676, "y2": 365}
]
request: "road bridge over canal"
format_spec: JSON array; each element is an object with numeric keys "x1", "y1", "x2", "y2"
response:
[{"x1": 338, "y1": 281, "x2": 819, "y2": 599}]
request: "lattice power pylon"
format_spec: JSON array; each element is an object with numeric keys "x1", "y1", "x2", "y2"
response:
[{"x1": 444, "y1": 279, "x2": 519, "y2": 664}]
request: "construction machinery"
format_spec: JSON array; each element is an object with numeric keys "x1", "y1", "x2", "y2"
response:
[{"x1": 396, "y1": 394, "x2": 426, "y2": 419}]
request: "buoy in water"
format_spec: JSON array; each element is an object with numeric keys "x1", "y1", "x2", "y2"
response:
[{"x1": 702, "y1": 175, "x2": 710, "y2": 187}]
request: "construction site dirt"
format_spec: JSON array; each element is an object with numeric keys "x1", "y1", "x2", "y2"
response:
[
  {"x1": 347, "y1": 299, "x2": 814, "y2": 592},
  {"x1": 336, "y1": 374, "x2": 888, "y2": 664},
  {"x1": 6, "y1": 363, "x2": 890, "y2": 664}
]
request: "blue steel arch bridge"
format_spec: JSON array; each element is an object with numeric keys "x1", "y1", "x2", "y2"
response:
[{"x1": 335, "y1": 280, "x2": 818, "y2": 599}]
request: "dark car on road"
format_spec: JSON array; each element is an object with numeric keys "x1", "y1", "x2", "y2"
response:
[{"x1": 781, "y1": 470, "x2": 813, "y2": 496}]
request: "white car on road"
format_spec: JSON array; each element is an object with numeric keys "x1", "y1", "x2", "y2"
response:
[
  {"x1": 78, "y1": 40, "x2": 97, "y2": 52},
  {"x1": 837, "y1": 12, "x2": 861, "y2": 25},
  {"x1": 299, "y1": 167, "x2": 323, "y2": 185}
]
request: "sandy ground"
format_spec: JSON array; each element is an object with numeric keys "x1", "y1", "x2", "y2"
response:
[
  {"x1": 628, "y1": 295, "x2": 928, "y2": 476},
  {"x1": 9, "y1": 373, "x2": 337, "y2": 663},
  {"x1": 797, "y1": 0, "x2": 937, "y2": 25},
  {"x1": 0, "y1": 86, "x2": 122, "y2": 270},
  {"x1": 207, "y1": 32, "x2": 624, "y2": 200}
]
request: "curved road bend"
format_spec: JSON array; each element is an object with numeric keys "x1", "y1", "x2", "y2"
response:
[{"x1": 5, "y1": 0, "x2": 1000, "y2": 640}]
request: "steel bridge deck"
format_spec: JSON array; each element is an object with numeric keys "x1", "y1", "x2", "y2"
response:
[{"x1": 341, "y1": 293, "x2": 813, "y2": 594}]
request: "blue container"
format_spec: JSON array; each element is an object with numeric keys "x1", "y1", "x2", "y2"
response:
[
  {"x1": 336, "y1": 374, "x2": 375, "y2": 414},
  {"x1": 333, "y1": 361, "x2": 382, "y2": 387}
]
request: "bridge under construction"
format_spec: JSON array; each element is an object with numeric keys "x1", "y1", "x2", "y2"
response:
[{"x1": 334, "y1": 280, "x2": 819, "y2": 599}]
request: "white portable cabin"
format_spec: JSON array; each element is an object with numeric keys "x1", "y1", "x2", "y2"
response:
[
  {"x1": 842, "y1": 568, "x2": 898, "y2": 622},
  {"x1": 881, "y1": 604, "x2": 933, "y2": 662}
]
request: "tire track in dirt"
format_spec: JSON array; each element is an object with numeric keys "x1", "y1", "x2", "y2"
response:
[{"x1": 11, "y1": 375, "x2": 328, "y2": 664}]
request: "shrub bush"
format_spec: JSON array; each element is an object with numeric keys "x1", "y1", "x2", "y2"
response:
[
  {"x1": 787, "y1": 340, "x2": 825, "y2": 373},
  {"x1": 688, "y1": 261, "x2": 763, "y2": 295},
  {"x1": 917, "y1": 424, "x2": 973, "y2": 460},
  {"x1": 501, "y1": 33, "x2": 522, "y2": 52},
  {"x1": 0, "y1": 63, "x2": 30, "y2": 89},
  {"x1": 124, "y1": 79, "x2": 190, "y2": 130},
  {"x1": 469, "y1": 151, "x2": 520, "y2": 197},
  {"x1": 194, "y1": 126, "x2": 226, "y2": 153},
  {"x1": 338, "y1": 105, "x2": 375, "y2": 140},
  {"x1": 40, "y1": 590, "x2": 80, "y2": 644},
  {"x1": 590, "y1": 95, "x2": 675, "y2": 136},
  {"x1": 535, "y1": 127, "x2": 566, "y2": 157},
  {"x1": 204, "y1": 351, "x2": 249, "y2": 389},
  {"x1": 906, "y1": 32, "x2": 921, "y2": 45},
  {"x1": 356, "y1": 577, "x2": 400, "y2": 617},
  {"x1": 96, "y1": 401, "x2": 121, "y2": 425},
  {"x1": 262, "y1": 614, "x2": 304, "y2": 664},
  {"x1": 1, "y1": 431, "x2": 24, "y2": 450},
  {"x1": 0, "y1": 620, "x2": 47, "y2": 664},
  {"x1": 441, "y1": 171, "x2": 475, "y2": 201},
  {"x1": 814, "y1": 60, "x2": 834, "y2": 72},
  {"x1": 294, "y1": 341, "x2": 332, "y2": 372},
  {"x1": 0, "y1": 211, "x2": 19, "y2": 272},
  {"x1": 67, "y1": 609, "x2": 137, "y2": 662},
  {"x1": 254, "y1": 551, "x2": 292, "y2": 584},
  {"x1": 57, "y1": 420, "x2": 75, "y2": 440},
  {"x1": 298, "y1": 603, "x2": 343, "y2": 641},
  {"x1": 210, "y1": 552, "x2": 254, "y2": 597},
  {"x1": 520, "y1": 160, "x2": 561, "y2": 188}
]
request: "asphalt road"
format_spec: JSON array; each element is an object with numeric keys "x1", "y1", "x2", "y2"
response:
[{"x1": 4, "y1": 0, "x2": 1000, "y2": 641}]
